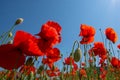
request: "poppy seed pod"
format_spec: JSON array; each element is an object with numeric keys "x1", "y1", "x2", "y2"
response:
[
  {"x1": 74, "y1": 48, "x2": 82, "y2": 62},
  {"x1": 15, "y1": 18, "x2": 24, "y2": 25}
]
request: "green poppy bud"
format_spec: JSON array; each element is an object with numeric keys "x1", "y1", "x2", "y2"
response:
[
  {"x1": 8, "y1": 40, "x2": 13, "y2": 44},
  {"x1": 74, "y1": 48, "x2": 82, "y2": 62},
  {"x1": 8, "y1": 32, "x2": 12, "y2": 37},
  {"x1": 15, "y1": 18, "x2": 24, "y2": 25}
]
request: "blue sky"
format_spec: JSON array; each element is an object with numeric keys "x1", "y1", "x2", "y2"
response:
[{"x1": 1, "y1": 0, "x2": 120, "y2": 59}]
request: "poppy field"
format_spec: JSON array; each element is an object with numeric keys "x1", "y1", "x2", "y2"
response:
[{"x1": 0, "y1": 18, "x2": 120, "y2": 80}]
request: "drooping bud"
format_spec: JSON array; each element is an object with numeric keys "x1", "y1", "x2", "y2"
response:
[
  {"x1": 74, "y1": 48, "x2": 82, "y2": 62},
  {"x1": 15, "y1": 18, "x2": 24, "y2": 25}
]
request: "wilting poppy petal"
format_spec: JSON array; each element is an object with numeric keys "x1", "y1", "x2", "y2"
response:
[{"x1": 0, "y1": 44, "x2": 25, "y2": 70}]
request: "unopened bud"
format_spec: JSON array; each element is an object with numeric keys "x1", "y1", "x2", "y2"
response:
[
  {"x1": 8, "y1": 32, "x2": 12, "y2": 37},
  {"x1": 8, "y1": 40, "x2": 13, "y2": 44},
  {"x1": 74, "y1": 48, "x2": 82, "y2": 62},
  {"x1": 15, "y1": 18, "x2": 24, "y2": 25}
]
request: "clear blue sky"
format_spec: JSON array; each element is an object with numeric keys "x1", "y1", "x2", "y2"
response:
[{"x1": 0, "y1": 0, "x2": 120, "y2": 58}]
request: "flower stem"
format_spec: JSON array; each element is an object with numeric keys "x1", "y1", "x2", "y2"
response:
[
  {"x1": 1, "y1": 25, "x2": 16, "y2": 44},
  {"x1": 70, "y1": 40, "x2": 80, "y2": 57}
]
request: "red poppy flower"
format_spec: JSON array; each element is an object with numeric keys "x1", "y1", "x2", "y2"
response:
[
  {"x1": 111, "y1": 57, "x2": 119, "y2": 67},
  {"x1": 64, "y1": 57, "x2": 78, "y2": 70},
  {"x1": 99, "y1": 59, "x2": 106, "y2": 65},
  {"x1": 118, "y1": 60, "x2": 120, "y2": 68},
  {"x1": 42, "y1": 58, "x2": 54, "y2": 69},
  {"x1": 14, "y1": 30, "x2": 43, "y2": 56},
  {"x1": 73, "y1": 63, "x2": 78, "y2": 71},
  {"x1": 81, "y1": 62, "x2": 86, "y2": 66},
  {"x1": 99, "y1": 69, "x2": 107, "y2": 80},
  {"x1": 45, "y1": 21, "x2": 62, "y2": 34},
  {"x1": 46, "y1": 48, "x2": 61, "y2": 62},
  {"x1": 64, "y1": 57, "x2": 74, "y2": 65},
  {"x1": 89, "y1": 42, "x2": 107, "y2": 65},
  {"x1": 117, "y1": 44, "x2": 120, "y2": 49},
  {"x1": 37, "y1": 21, "x2": 62, "y2": 48},
  {"x1": 89, "y1": 42, "x2": 107, "y2": 58},
  {"x1": 80, "y1": 68, "x2": 87, "y2": 78},
  {"x1": 105, "y1": 27, "x2": 118, "y2": 43},
  {"x1": 42, "y1": 48, "x2": 61, "y2": 68},
  {"x1": 46, "y1": 66, "x2": 60, "y2": 77},
  {"x1": 79, "y1": 24, "x2": 96, "y2": 44},
  {"x1": 0, "y1": 44, "x2": 25, "y2": 70}
]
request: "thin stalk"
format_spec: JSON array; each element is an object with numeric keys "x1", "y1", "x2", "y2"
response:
[
  {"x1": 84, "y1": 44, "x2": 87, "y2": 68},
  {"x1": 99, "y1": 28, "x2": 105, "y2": 44},
  {"x1": 109, "y1": 41, "x2": 115, "y2": 56},
  {"x1": 2, "y1": 25, "x2": 16, "y2": 44},
  {"x1": 70, "y1": 40, "x2": 80, "y2": 57},
  {"x1": 0, "y1": 32, "x2": 8, "y2": 40}
]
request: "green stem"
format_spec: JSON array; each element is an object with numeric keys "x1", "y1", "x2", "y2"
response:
[
  {"x1": 118, "y1": 50, "x2": 120, "y2": 59},
  {"x1": 0, "y1": 32, "x2": 7, "y2": 40},
  {"x1": 109, "y1": 41, "x2": 115, "y2": 56},
  {"x1": 99, "y1": 28, "x2": 105, "y2": 44},
  {"x1": 70, "y1": 40, "x2": 80, "y2": 57},
  {"x1": 2, "y1": 25, "x2": 16, "y2": 44},
  {"x1": 84, "y1": 44, "x2": 87, "y2": 67}
]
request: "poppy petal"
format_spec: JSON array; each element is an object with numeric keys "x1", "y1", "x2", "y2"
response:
[{"x1": 0, "y1": 44, "x2": 25, "y2": 70}]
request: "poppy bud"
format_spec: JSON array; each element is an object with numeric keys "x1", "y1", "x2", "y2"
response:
[
  {"x1": 15, "y1": 18, "x2": 24, "y2": 25},
  {"x1": 8, "y1": 40, "x2": 13, "y2": 44},
  {"x1": 8, "y1": 32, "x2": 12, "y2": 37},
  {"x1": 74, "y1": 48, "x2": 82, "y2": 62}
]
